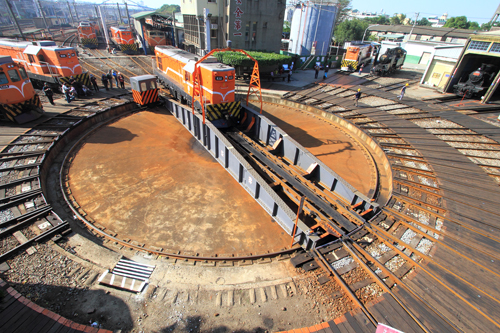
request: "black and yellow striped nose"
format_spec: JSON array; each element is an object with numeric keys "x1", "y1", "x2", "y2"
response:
[{"x1": 132, "y1": 89, "x2": 159, "y2": 105}]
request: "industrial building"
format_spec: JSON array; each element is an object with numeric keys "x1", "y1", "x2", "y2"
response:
[
  {"x1": 368, "y1": 25, "x2": 473, "y2": 45},
  {"x1": 181, "y1": 0, "x2": 286, "y2": 56},
  {"x1": 132, "y1": 11, "x2": 178, "y2": 54},
  {"x1": 445, "y1": 30, "x2": 500, "y2": 103},
  {"x1": 287, "y1": 0, "x2": 337, "y2": 56}
]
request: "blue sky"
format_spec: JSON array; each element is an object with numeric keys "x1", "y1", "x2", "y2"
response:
[{"x1": 85, "y1": 0, "x2": 498, "y2": 24}]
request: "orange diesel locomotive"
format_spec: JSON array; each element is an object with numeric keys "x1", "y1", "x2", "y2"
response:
[
  {"x1": 341, "y1": 44, "x2": 374, "y2": 71},
  {"x1": 78, "y1": 22, "x2": 98, "y2": 49},
  {"x1": 0, "y1": 56, "x2": 43, "y2": 124},
  {"x1": 0, "y1": 39, "x2": 90, "y2": 89},
  {"x1": 110, "y1": 26, "x2": 137, "y2": 54},
  {"x1": 144, "y1": 29, "x2": 169, "y2": 52},
  {"x1": 154, "y1": 45, "x2": 240, "y2": 127}
]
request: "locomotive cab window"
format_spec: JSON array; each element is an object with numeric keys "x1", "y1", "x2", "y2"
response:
[
  {"x1": 0, "y1": 73, "x2": 8, "y2": 85},
  {"x1": 8, "y1": 69, "x2": 21, "y2": 82},
  {"x1": 38, "y1": 55, "x2": 45, "y2": 62},
  {"x1": 27, "y1": 54, "x2": 35, "y2": 63},
  {"x1": 19, "y1": 67, "x2": 28, "y2": 79}
]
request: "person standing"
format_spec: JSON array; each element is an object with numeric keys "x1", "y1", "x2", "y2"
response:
[
  {"x1": 90, "y1": 74, "x2": 99, "y2": 91},
  {"x1": 113, "y1": 70, "x2": 119, "y2": 87},
  {"x1": 399, "y1": 83, "x2": 409, "y2": 100},
  {"x1": 359, "y1": 63, "x2": 364, "y2": 75},
  {"x1": 42, "y1": 83, "x2": 55, "y2": 105},
  {"x1": 118, "y1": 73, "x2": 125, "y2": 89},
  {"x1": 287, "y1": 69, "x2": 292, "y2": 82},
  {"x1": 62, "y1": 83, "x2": 71, "y2": 103},
  {"x1": 314, "y1": 65, "x2": 319, "y2": 79},
  {"x1": 107, "y1": 70, "x2": 113, "y2": 89},
  {"x1": 101, "y1": 73, "x2": 109, "y2": 90},
  {"x1": 323, "y1": 65, "x2": 329, "y2": 79},
  {"x1": 354, "y1": 88, "x2": 361, "y2": 107}
]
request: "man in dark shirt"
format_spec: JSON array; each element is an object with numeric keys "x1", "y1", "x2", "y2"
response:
[
  {"x1": 42, "y1": 83, "x2": 55, "y2": 105},
  {"x1": 354, "y1": 88, "x2": 361, "y2": 107}
]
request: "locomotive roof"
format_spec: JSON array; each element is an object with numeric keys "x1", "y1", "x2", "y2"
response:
[
  {"x1": 0, "y1": 56, "x2": 13, "y2": 65},
  {"x1": 155, "y1": 45, "x2": 234, "y2": 72},
  {"x1": 0, "y1": 38, "x2": 75, "y2": 51},
  {"x1": 110, "y1": 26, "x2": 132, "y2": 32}
]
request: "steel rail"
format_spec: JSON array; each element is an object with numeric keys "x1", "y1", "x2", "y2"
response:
[
  {"x1": 0, "y1": 221, "x2": 69, "y2": 262},
  {"x1": 381, "y1": 209, "x2": 500, "y2": 274},
  {"x1": 370, "y1": 224, "x2": 500, "y2": 313},
  {"x1": 342, "y1": 241, "x2": 431, "y2": 333},
  {"x1": 349, "y1": 240, "x2": 462, "y2": 333},
  {"x1": 312, "y1": 248, "x2": 378, "y2": 327},
  {"x1": 55, "y1": 101, "x2": 299, "y2": 261}
]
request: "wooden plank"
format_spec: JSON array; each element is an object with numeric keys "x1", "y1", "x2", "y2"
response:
[
  {"x1": 392, "y1": 285, "x2": 459, "y2": 333},
  {"x1": 382, "y1": 294, "x2": 424, "y2": 333},
  {"x1": 343, "y1": 312, "x2": 370, "y2": 333},
  {"x1": 13, "y1": 231, "x2": 37, "y2": 255},
  {"x1": 326, "y1": 320, "x2": 342, "y2": 333},
  {"x1": 352, "y1": 310, "x2": 377, "y2": 333},
  {"x1": 368, "y1": 299, "x2": 393, "y2": 327},
  {"x1": 407, "y1": 273, "x2": 490, "y2": 332}
]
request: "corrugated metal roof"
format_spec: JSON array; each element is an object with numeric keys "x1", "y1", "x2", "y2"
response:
[
  {"x1": 371, "y1": 25, "x2": 474, "y2": 39},
  {"x1": 132, "y1": 11, "x2": 171, "y2": 20}
]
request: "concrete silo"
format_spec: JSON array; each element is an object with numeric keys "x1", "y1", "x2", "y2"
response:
[{"x1": 288, "y1": 1, "x2": 337, "y2": 56}]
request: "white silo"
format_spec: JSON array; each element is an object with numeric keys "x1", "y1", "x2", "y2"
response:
[{"x1": 288, "y1": 0, "x2": 338, "y2": 56}]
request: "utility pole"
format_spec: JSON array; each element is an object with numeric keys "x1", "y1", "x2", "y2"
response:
[
  {"x1": 66, "y1": 1, "x2": 75, "y2": 25},
  {"x1": 35, "y1": 0, "x2": 50, "y2": 34},
  {"x1": 408, "y1": 12, "x2": 419, "y2": 41},
  {"x1": 172, "y1": 11, "x2": 177, "y2": 47},
  {"x1": 99, "y1": 5, "x2": 111, "y2": 51},
  {"x1": 116, "y1": 3, "x2": 122, "y2": 24},
  {"x1": 73, "y1": 0, "x2": 79, "y2": 22},
  {"x1": 124, "y1": 2, "x2": 132, "y2": 30},
  {"x1": 5, "y1": 0, "x2": 24, "y2": 39}
]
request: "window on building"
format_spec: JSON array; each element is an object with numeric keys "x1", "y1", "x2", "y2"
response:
[
  {"x1": 468, "y1": 41, "x2": 490, "y2": 51},
  {"x1": 490, "y1": 43, "x2": 500, "y2": 53},
  {"x1": 263, "y1": 22, "x2": 267, "y2": 29},
  {"x1": 245, "y1": 21, "x2": 250, "y2": 41},
  {"x1": 252, "y1": 21, "x2": 257, "y2": 41},
  {"x1": 208, "y1": 0, "x2": 216, "y2": 2},
  {"x1": 211, "y1": 29, "x2": 217, "y2": 38},
  {"x1": 8, "y1": 69, "x2": 21, "y2": 82}
]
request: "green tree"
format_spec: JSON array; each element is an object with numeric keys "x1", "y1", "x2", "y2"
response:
[
  {"x1": 443, "y1": 16, "x2": 470, "y2": 29},
  {"x1": 332, "y1": 0, "x2": 352, "y2": 34},
  {"x1": 417, "y1": 18, "x2": 432, "y2": 26},
  {"x1": 283, "y1": 21, "x2": 291, "y2": 33},
  {"x1": 468, "y1": 21, "x2": 480, "y2": 30},
  {"x1": 364, "y1": 15, "x2": 390, "y2": 25},
  {"x1": 157, "y1": 4, "x2": 180, "y2": 16},
  {"x1": 390, "y1": 15, "x2": 401, "y2": 25},
  {"x1": 334, "y1": 19, "x2": 369, "y2": 45}
]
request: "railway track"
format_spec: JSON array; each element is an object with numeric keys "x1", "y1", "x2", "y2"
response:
[
  {"x1": 278, "y1": 74, "x2": 500, "y2": 332},
  {"x1": 1, "y1": 68, "x2": 500, "y2": 332}
]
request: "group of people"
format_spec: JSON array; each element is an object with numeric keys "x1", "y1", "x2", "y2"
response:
[
  {"x1": 41, "y1": 70, "x2": 125, "y2": 105},
  {"x1": 314, "y1": 64, "x2": 330, "y2": 80},
  {"x1": 100, "y1": 70, "x2": 125, "y2": 91}
]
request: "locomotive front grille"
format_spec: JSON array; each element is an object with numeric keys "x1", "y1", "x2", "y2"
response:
[
  {"x1": 0, "y1": 94, "x2": 43, "y2": 123},
  {"x1": 205, "y1": 101, "x2": 241, "y2": 121},
  {"x1": 341, "y1": 60, "x2": 359, "y2": 71},
  {"x1": 81, "y1": 38, "x2": 98, "y2": 48},
  {"x1": 59, "y1": 72, "x2": 91, "y2": 89}
]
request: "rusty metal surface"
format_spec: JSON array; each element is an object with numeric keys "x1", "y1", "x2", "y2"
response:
[
  {"x1": 68, "y1": 110, "x2": 291, "y2": 255},
  {"x1": 257, "y1": 102, "x2": 377, "y2": 197}
]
